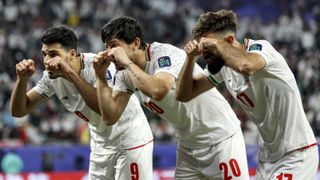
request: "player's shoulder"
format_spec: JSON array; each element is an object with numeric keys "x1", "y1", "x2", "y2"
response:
[
  {"x1": 246, "y1": 39, "x2": 273, "y2": 52},
  {"x1": 151, "y1": 42, "x2": 184, "y2": 53},
  {"x1": 81, "y1": 52, "x2": 96, "y2": 61},
  {"x1": 150, "y1": 42, "x2": 186, "y2": 61},
  {"x1": 79, "y1": 52, "x2": 96, "y2": 69}
]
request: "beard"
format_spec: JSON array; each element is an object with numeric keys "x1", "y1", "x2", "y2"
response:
[
  {"x1": 48, "y1": 72, "x2": 62, "y2": 79},
  {"x1": 203, "y1": 52, "x2": 225, "y2": 74}
]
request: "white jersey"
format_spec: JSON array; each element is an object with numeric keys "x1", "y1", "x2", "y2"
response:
[
  {"x1": 33, "y1": 53, "x2": 153, "y2": 154},
  {"x1": 204, "y1": 39, "x2": 316, "y2": 162},
  {"x1": 113, "y1": 42, "x2": 241, "y2": 148}
]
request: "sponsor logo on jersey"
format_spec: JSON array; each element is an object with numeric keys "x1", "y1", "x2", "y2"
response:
[
  {"x1": 157, "y1": 56, "x2": 171, "y2": 68},
  {"x1": 248, "y1": 44, "x2": 262, "y2": 51},
  {"x1": 105, "y1": 70, "x2": 112, "y2": 80}
]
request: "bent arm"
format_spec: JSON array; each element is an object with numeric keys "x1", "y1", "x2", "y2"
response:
[
  {"x1": 125, "y1": 63, "x2": 175, "y2": 101},
  {"x1": 10, "y1": 79, "x2": 46, "y2": 117},
  {"x1": 96, "y1": 77, "x2": 131, "y2": 125},
  {"x1": 215, "y1": 40, "x2": 265, "y2": 76},
  {"x1": 65, "y1": 69, "x2": 100, "y2": 114},
  {"x1": 176, "y1": 56, "x2": 215, "y2": 102}
]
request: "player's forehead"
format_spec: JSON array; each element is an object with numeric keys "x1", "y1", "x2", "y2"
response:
[
  {"x1": 201, "y1": 32, "x2": 223, "y2": 39},
  {"x1": 105, "y1": 38, "x2": 126, "y2": 46},
  {"x1": 41, "y1": 43, "x2": 64, "y2": 53}
]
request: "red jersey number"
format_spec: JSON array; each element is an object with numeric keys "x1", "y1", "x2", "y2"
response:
[
  {"x1": 236, "y1": 92, "x2": 254, "y2": 108},
  {"x1": 276, "y1": 173, "x2": 293, "y2": 180},
  {"x1": 219, "y1": 159, "x2": 242, "y2": 180},
  {"x1": 75, "y1": 111, "x2": 89, "y2": 122},
  {"x1": 130, "y1": 162, "x2": 139, "y2": 180},
  {"x1": 144, "y1": 101, "x2": 164, "y2": 114}
]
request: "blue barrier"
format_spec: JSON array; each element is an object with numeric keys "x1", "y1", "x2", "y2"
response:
[{"x1": 0, "y1": 144, "x2": 317, "y2": 173}]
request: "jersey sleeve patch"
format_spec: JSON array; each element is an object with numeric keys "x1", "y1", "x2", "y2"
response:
[
  {"x1": 248, "y1": 44, "x2": 262, "y2": 51},
  {"x1": 105, "y1": 69, "x2": 112, "y2": 80},
  {"x1": 157, "y1": 56, "x2": 171, "y2": 68}
]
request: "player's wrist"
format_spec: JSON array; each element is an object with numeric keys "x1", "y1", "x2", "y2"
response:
[
  {"x1": 17, "y1": 75, "x2": 30, "y2": 82},
  {"x1": 124, "y1": 62, "x2": 134, "y2": 68},
  {"x1": 186, "y1": 55, "x2": 198, "y2": 63},
  {"x1": 95, "y1": 72, "x2": 106, "y2": 81}
]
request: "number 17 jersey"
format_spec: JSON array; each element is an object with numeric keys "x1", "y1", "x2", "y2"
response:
[{"x1": 204, "y1": 39, "x2": 316, "y2": 162}]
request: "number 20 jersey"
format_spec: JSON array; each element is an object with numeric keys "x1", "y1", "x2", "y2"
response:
[{"x1": 113, "y1": 42, "x2": 241, "y2": 148}]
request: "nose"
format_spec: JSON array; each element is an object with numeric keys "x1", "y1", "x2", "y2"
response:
[{"x1": 43, "y1": 55, "x2": 50, "y2": 64}]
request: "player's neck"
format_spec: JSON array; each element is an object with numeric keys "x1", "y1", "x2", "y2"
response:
[
  {"x1": 72, "y1": 55, "x2": 82, "y2": 76},
  {"x1": 234, "y1": 40, "x2": 244, "y2": 50},
  {"x1": 134, "y1": 49, "x2": 147, "y2": 70}
]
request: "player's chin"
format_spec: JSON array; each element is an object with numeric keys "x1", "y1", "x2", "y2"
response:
[
  {"x1": 48, "y1": 72, "x2": 61, "y2": 79},
  {"x1": 204, "y1": 55, "x2": 225, "y2": 75}
]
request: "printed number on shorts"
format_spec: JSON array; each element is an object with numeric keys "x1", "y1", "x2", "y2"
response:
[
  {"x1": 276, "y1": 173, "x2": 292, "y2": 180},
  {"x1": 75, "y1": 111, "x2": 89, "y2": 122},
  {"x1": 219, "y1": 159, "x2": 241, "y2": 180},
  {"x1": 236, "y1": 92, "x2": 254, "y2": 108},
  {"x1": 130, "y1": 162, "x2": 139, "y2": 180},
  {"x1": 144, "y1": 101, "x2": 164, "y2": 114}
]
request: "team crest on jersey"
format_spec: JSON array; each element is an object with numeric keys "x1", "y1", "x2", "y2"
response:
[
  {"x1": 248, "y1": 44, "x2": 262, "y2": 51},
  {"x1": 157, "y1": 56, "x2": 171, "y2": 68},
  {"x1": 105, "y1": 70, "x2": 112, "y2": 80}
]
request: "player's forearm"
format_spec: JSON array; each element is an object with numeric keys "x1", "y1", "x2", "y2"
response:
[
  {"x1": 66, "y1": 70, "x2": 100, "y2": 114},
  {"x1": 125, "y1": 63, "x2": 167, "y2": 100},
  {"x1": 216, "y1": 41, "x2": 255, "y2": 76},
  {"x1": 10, "y1": 79, "x2": 30, "y2": 117},
  {"x1": 96, "y1": 78, "x2": 120, "y2": 125},
  {"x1": 176, "y1": 56, "x2": 197, "y2": 102}
]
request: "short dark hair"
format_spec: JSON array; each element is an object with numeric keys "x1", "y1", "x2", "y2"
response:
[
  {"x1": 41, "y1": 26, "x2": 77, "y2": 51},
  {"x1": 192, "y1": 10, "x2": 238, "y2": 40},
  {"x1": 101, "y1": 16, "x2": 146, "y2": 50}
]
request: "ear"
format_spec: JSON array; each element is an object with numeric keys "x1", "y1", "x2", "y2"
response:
[
  {"x1": 224, "y1": 34, "x2": 235, "y2": 45},
  {"x1": 69, "y1": 49, "x2": 77, "y2": 57},
  {"x1": 133, "y1": 37, "x2": 141, "y2": 50}
]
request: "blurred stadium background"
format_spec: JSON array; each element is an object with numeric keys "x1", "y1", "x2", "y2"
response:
[{"x1": 0, "y1": 0, "x2": 320, "y2": 179}]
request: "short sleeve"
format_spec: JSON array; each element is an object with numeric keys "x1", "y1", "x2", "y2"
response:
[
  {"x1": 32, "y1": 71, "x2": 54, "y2": 99},
  {"x1": 112, "y1": 70, "x2": 135, "y2": 94},
  {"x1": 152, "y1": 44, "x2": 186, "y2": 79},
  {"x1": 247, "y1": 40, "x2": 276, "y2": 67}
]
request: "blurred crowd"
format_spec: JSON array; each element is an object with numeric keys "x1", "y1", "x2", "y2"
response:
[{"x1": 0, "y1": 0, "x2": 319, "y2": 146}]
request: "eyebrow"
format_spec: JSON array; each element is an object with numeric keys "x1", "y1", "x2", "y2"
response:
[{"x1": 41, "y1": 49, "x2": 60, "y2": 54}]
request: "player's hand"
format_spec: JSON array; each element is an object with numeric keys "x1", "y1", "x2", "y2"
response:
[
  {"x1": 44, "y1": 56, "x2": 73, "y2": 75},
  {"x1": 198, "y1": 37, "x2": 220, "y2": 56},
  {"x1": 184, "y1": 40, "x2": 201, "y2": 61},
  {"x1": 93, "y1": 50, "x2": 111, "y2": 80},
  {"x1": 106, "y1": 47, "x2": 132, "y2": 67},
  {"x1": 15, "y1": 59, "x2": 36, "y2": 81}
]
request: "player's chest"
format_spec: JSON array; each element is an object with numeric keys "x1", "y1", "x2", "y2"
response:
[
  {"x1": 135, "y1": 89, "x2": 177, "y2": 116},
  {"x1": 224, "y1": 70, "x2": 257, "y2": 111},
  {"x1": 53, "y1": 82, "x2": 84, "y2": 111}
]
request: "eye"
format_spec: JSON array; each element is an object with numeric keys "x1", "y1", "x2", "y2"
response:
[{"x1": 48, "y1": 52, "x2": 57, "y2": 58}]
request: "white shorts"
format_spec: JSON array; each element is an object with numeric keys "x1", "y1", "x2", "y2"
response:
[
  {"x1": 88, "y1": 140, "x2": 153, "y2": 180},
  {"x1": 256, "y1": 144, "x2": 318, "y2": 180},
  {"x1": 175, "y1": 129, "x2": 250, "y2": 180}
]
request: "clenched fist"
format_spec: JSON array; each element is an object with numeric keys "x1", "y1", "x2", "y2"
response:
[{"x1": 15, "y1": 59, "x2": 35, "y2": 81}]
